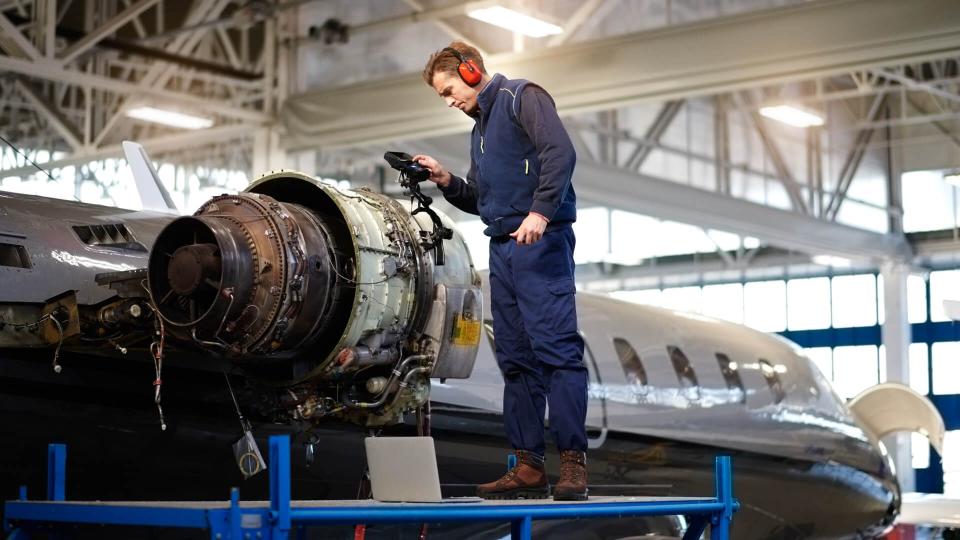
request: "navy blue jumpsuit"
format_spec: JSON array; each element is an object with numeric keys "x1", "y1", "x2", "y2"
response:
[{"x1": 439, "y1": 73, "x2": 588, "y2": 456}]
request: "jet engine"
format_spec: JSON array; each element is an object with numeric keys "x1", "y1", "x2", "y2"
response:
[{"x1": 147, "y1": 171, "x2": 482, "y2": 425}]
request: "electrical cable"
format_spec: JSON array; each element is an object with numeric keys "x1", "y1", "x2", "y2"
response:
[
  {"x1": 0, "y1": 133, "x2": 57, "y2": 182},
  {"x1": 0, "y1": 312, "x2": 65, "y2": 373},
  {"x1": 146, "y1": 303, "x2": 167, "y2": 431}
]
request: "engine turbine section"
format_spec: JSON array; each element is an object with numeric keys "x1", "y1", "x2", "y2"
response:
[{"x1": 147, "y1": 171, "x2": 482, "y2": 425}]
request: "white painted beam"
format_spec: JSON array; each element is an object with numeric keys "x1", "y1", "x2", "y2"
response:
[
  {"x1": 416, "y1": 138, "x2": 913, "y2": 261},
  {"x1": 14, "y1": 80, "x2": 83, "y2": 150},
  {"x1": 573, "y1": 160, "x2": 912, "y2": 262},
  {"x1": 0, "y1": 55, "x2": 270, "y2": 122},
  {"x1": 0, "y1": 10, "x2": 41, "y2": 60},
  {"x1": 547, "y1": 0, "x2": 605, "y2": 47},
  {"x1": 0, "y1": 124, "x2": 255, "y2": 177},
  {"x1": 279, "y1": 0, "x2": 960, "y2": 150},
  {"x1": 59, "y1": 0, "x2": 159, "y2": 65}
]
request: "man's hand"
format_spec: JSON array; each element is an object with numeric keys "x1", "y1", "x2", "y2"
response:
[
  {"x1": 510, "y1": 213, "x2": 548, "y2": 245},
  {"x1": 412, "y1": 154, "x2": 452, "y2": 187}
]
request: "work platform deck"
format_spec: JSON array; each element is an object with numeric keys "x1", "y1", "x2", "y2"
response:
[{"x1": 4, "y1": 437, "x2": 739, "y2": 539}]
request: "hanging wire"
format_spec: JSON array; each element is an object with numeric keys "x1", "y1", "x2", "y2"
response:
[
  {"x1": 145, "y1": 300, "x2": 167, "y2": 431},
  {"x1": 0, "y1": 312, "x2": 65, "y2": 373},
  {"x1": 223, "y1": 370, "x2": 249, "y2": 432},
  {"x1": 0, "y1": 133, "x2": 56, "y2": 182}
]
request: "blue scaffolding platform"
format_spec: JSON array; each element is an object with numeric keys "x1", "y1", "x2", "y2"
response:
[{"x1": 4, "y1": 437, "x2": 738, "y2": 540}]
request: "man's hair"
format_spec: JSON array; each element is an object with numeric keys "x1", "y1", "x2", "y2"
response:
[{"x1": 422, "y1": 41, "x2": 486, "y2": 86}]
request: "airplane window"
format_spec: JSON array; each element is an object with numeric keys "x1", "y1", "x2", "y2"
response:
[
  {"x1": 758, "y1": 359, "x2": 786, "y2": 403},
  {"x1": 0, "y1": 243, "x2": 31, "y2": 268},
  {"x1": 667, "y1": 345, "x2": 700, "y2": 398},
  {"x1": 715, "y1": 353, "x2": 746, "y2": 403},
  {"x1": 613, "y1": 337, "x2": 647, "y2": 389}
]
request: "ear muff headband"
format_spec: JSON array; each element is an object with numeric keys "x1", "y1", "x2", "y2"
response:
[{"x1": 442, "y1": 47, "x2": 482, "y2": 87}]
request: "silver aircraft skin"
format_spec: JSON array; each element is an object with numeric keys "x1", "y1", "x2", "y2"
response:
[{"x1": 0, "y1": 189, "x2": 900, "y2": 539}]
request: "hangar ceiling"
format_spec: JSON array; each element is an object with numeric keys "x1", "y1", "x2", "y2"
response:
[{"x1": 2, "y1": 0, "x2": 960, "y2": 280}]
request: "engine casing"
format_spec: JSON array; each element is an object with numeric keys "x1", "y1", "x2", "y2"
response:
[{"x1": 147, "y1": 171, "x2": 482, "y2": 425}]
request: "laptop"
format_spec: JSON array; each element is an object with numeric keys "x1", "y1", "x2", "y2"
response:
[{"x1": 364, "y1": 436, "x2": 481, "y2": 503}]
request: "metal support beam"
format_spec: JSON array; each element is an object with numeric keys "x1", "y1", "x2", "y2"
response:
[
  {"x1": 401, "y1": 0, "x2": 489, "y2": 58},
  {"x1": 0, "y1": 10, "x2": 42, "y2": 60},
  {"x1": 872, "y1": 67, "x2": 960, "y2": 105},
  {"x1": 885, "y1": 105, "x2": 905, "y2": 235},
  {"x1": 14, "y1": 80, "x2": 83, "y2": 150},
  {"x1": 623, "y1": 100, "x2": 683, "y2": 171},
  {"x1": 714, "y1": 95, "x2": 730, "y2": 195},
  {"x1": 279, "y1": 0, "x2": 960, "y2": 150},
  {"x1": 0, "y1": 55, "x2": 270, "y2": 122},
  {"x1": 58, "y1": 0, "x2": 158, "y2": 65},
  {"x1": 746, "y1": 106, "x2": 809, "y2": 214},
  {"x1": 825, "y1": 94, "x2": 888, "y2": 220},
  {"x1": 807, "y1": 127, "x2": 824, "y2": 217},
  {"x1": 907, "y1": 95, "x2": 960, "y2": 150},
  {"x1": 43, "y1": 0, "x2": 56, "y2": 58},
  {"x1": 215, "y1": 27, "x2": 241, "y2": 69},
  {"x1": 0, "y1": 124, "x2": 255, "y2": 178},
  {"x1": 547, "y1": 0, "x2": 605, "y2": 47},
  {"x1": 403, "y1": 108, "x2": 911, "y2": 266},
  {"x1": 570, "y1": 160, "x2": 911, "y2": 262},
  {"x1": 880, "y1": 261, "x2": 914, "y2": 492}
]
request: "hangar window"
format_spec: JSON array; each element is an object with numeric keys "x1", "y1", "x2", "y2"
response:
[
  {"x1": 0, "y1": 243, "x2": 31, "y2": 268},
  {"x1": 832, "y1": 345, "x2": 879, "y2": 399},
  {"x1": 666, "y1": 346, "x2": 700, "y2": 399},
  {"x1": 715, "y1": 353, "x2": 745, "y2": 402},
  {"x1": 758, "y1": 359, "x2": 786, "y2": 404},
  {"x1": 613, "y1": 338, "x2": 647, "y2": 388}
]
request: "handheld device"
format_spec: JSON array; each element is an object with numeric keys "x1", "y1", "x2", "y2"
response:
[
  {"x1": 382, "y1": 151, "x2": 453, "y2": 265},
  {"x1": 383, "y1": 151, "x2": 430, "y2": 186}
]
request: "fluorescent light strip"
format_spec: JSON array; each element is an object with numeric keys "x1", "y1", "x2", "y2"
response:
[
  {"x1": 126, "y1": 106, "x2": 214, "y2": 130},
  {"x1": 812, "y1": 254, "x2": 852, "y2": 267},
  {"x1": 467, "y1": 6, "x2": 562, "y2": 38},
  {"x1": 759, "y1": 105, "x2": 824, "y2": 128}
]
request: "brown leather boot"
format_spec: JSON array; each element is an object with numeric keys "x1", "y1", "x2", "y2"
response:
[
  {"x1": 476, "y1": 450, "x2": 550, "y2": 500},
  {"x1": 554, "y1": 450, "x2": 588, "y2": 501}
]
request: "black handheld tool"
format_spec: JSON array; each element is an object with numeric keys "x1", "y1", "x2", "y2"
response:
[
  {"x1": 383, "y1": 151, "x2": 430, "y2": 185},
  {"x1": 383, "y1": 151, "x2": 452, "y2": 265}
]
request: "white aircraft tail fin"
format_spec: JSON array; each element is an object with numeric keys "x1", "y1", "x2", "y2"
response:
[{"x1": 122, "y1": 141, "x2": 179, "y2": 214}]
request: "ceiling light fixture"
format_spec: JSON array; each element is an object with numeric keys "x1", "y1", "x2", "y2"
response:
[
  {"x1": 759, "y1": 104, "x2": 825, "y2": 128},
  {"x1": 812, "y1": 254, "x2": 852, "y2": 267},
  {"x1": 125, "y1": 106, "x2": 214, "y2": 130},
  {"x1": 467, "y1": 5, "x2": 562, "y2": 38}
]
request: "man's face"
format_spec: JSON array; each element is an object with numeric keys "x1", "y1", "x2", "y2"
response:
[{"x1": 432, "y1": 71, "x2": 480, "y2": 116}]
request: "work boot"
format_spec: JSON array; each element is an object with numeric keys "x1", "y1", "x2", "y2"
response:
[
  {"x1": 476, "y1": 450, "x2": 550, "y2": 500},
  {"x1": 554, "y1": 450, "x2": 588, "y2": 501}
]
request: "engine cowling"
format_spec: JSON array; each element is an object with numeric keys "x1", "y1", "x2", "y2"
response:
[{"x1": 147, "y1": 171, "x2": 482, "y2": 425}]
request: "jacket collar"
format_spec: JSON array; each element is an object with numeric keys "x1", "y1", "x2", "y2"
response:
[{"x1": 474, "y1": 73, "x2": 505, "y2": 120}]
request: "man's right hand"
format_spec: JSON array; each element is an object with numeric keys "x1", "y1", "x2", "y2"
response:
[{"x1": 412, "y1": 154, "x2": 452, "y2": 188}]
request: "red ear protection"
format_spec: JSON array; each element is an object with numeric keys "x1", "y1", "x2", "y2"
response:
[{"x1": 443, "y1": 47, "x2": 482, "y2": 87}]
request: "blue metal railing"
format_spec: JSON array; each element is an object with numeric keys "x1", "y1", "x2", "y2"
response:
[{"x1": 4, "y1": 436, "x2": 739, "y2": 540}]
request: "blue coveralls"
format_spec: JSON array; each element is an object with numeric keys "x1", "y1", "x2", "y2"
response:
[{"x1": 439, "y1": 74, "x2": 588, "y2": 455}]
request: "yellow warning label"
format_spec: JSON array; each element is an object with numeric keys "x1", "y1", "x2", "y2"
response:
[{"x1": 451, "y1": 314, "x2": 481, "y2": 346}]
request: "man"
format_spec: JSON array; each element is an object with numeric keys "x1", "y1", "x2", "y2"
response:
[{"x1": 415, "y1": 42, "x2": 588, "y2": 501}]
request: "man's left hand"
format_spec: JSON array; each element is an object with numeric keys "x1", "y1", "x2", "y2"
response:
[{"x1": 510, "y1": 213, "x2": 548, "y2": 245}]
